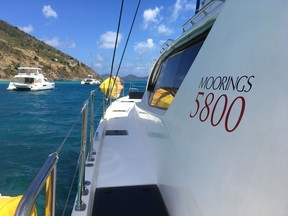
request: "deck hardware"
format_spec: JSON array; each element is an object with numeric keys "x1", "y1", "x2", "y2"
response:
[
  {"x1": 112, "y1": 109, "x2": 127, "y2": 112},
  {"x1": 86, "y1": 163, "x2": 94, "y2": 167},
  {"x1": 82, "y1": 187, "x2": 89, "y2": 196},
  {"x1": 75, "y1": 100, "x2": 89, "y2": 211},
  {"x1": 160, "y1": 39, "x2": 174, "y2": 53},
  {"x1": 84, "y1": 180, "x2": 91, "y2": 186},
  {"x1": 75, "y1": 201, "x2": 86, "y2": 211},
  {"x1": 88, "y1": 90, "x2": 95, "y2": 162},
  {"x1": 182, "y1": 0, "x2": 225, "y2": 32},
  {"x1": 105, "y1": 130, "x2": 128, "y2": 136}
]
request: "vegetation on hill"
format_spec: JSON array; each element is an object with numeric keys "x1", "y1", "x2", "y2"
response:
[{"x1": 0, "y1": 20, "x2": 99, "y2": 80}]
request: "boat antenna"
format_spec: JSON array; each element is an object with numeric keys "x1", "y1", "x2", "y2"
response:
[
  {"x1": 105, "y1": 0, "x2": 124, "y2": 103},
  {"x1": 195, "y1": 0, "x2": 201, "y2": 14}
]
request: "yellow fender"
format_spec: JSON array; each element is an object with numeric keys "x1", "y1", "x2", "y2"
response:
[{"x1": 0, "y1": 195, "x2": 37, "y2": 216}]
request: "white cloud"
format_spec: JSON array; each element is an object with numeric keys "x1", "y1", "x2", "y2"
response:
[
  {"x1": 171, "y1": 0, "x2": 195, "y2": 21},
  {"x1": 42, "y1": 5, "x2": 58, "y2": 19},
  {"x1": 157, "y1": 24, "x2": 173, "y2": 35},
  {"x1": 117, "y1": 61, "x2": 151, "y2": 77},
  {"x1": 94, "y1": 54, "x2": 105, "y2": 69},
  {"x1": 96, "y1": 54, "x2": 105, "y2": 62},
  {"x1": 43, "y1": 37, "x2": 60, "y2": 47},
  {"x1": 99, "y1": 31, "x2": 122, "y2": 49},
  {"x1": 19, "y1": 24, "x2": 34, "y2": 33},
  {"x1": 42, "y1": 37, "x2": 76, "y2": 49},
  {"x1": 134, "y1": 38, "x2": 156, "y2": 54},
  {"x1": 68, "y1": 41, "x2": 76, "y2": 48},
  {"x1": 94, "y1": 63, "x2": 102, "y2": 68},
  {"x1": 142, "y1": 6, "x2": 173, "y2": 36},
  {"x1": 143, "y1": 7, "x2": 161, "y2": 29}
]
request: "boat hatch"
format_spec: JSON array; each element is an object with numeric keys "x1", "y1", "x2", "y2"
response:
[
  {"x1": 105, "y1": 130, "x2": 128, "y2": 136},
  {"x1": 92, "y1": 185, "x2": 168, "y2": 216},
  {"x1": 129, "y1": 91, "x2": 144, "y2": 99}
]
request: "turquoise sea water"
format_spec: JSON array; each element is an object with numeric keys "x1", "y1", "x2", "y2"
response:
[{"x1": 0, "y1": 81, "x2": 146, "y2": 215}]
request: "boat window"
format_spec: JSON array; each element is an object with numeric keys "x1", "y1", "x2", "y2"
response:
[
  {"x1": 148, "y1": 30, "x2": 209, "y2": 110},
  {"x1": 25, "y1": 78, "x2": 34, "y2": 84}
]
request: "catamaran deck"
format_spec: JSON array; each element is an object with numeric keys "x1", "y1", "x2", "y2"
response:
[{"x1": 91, "y1": 96, "x2": 168, "y2": 215}]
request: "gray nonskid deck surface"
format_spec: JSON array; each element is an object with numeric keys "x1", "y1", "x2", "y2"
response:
[{"x1": 92, "y1": 185, "x2": 168, "y2": 216}]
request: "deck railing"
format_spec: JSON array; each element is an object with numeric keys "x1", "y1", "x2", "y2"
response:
[
  {"x1": 88, "y1": 90, "x2": 96, "y2": 162},
  {"x1": 15, "y1": 90, "x2": 97, "y2": 216},
  {"x1": 15, "y1": 152, "x2": 58, "y2": 216},
  {"x1": 182, "y1": 0, "x2": 225, "y2": 32},
  {"x1": 75, "y1": 98, "x2": 89, "y2": 211}
]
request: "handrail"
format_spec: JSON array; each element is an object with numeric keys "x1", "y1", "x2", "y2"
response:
[
  {"x1": 15, "y1": 152, "x2": 58, "y2": 216},
  {"x1": 160, "y1": 39, "x2": 174, "y2": 53},
  {"x1": 182, "y1": 0, "x2": 225, "y2": 32},
  {"x1": 75, "y1": 100, "x2": 89, "y2": 211},
  {"x1": 128, "y1": 83, "x2": 146, "y2": 93},
  {"x1": 88, "y1": 91, "x2": 96, "y2": 161},
  {"x1": 15, "y1": 90, "x2": 97, "y2": 215}
]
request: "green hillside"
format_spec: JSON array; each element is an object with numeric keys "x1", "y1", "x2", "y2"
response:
[{"x1": 0, "y1": 20, "x2": 99, "y2": 81}]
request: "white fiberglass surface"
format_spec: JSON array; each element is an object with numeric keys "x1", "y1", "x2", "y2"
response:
[
  {"x1": 96, "y1": 98, "x2": 157, "y2": 188},
  {"x1": 161, "y1": 0, "x2": 288, "y2": 216}
]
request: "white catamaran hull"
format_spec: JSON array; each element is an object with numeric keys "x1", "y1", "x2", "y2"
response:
[
  {"x1": 7, "y1": 67, "x2": 55, "y2": 91},
  {"x1": 7, "y1": 82, "x2": 55, "y2": 91},
  {"x1": 9, "y1": 0, "x2": 288, "y2": 216},
  {"x1": 73, "y1": 1, "x2": 288, "y2": 215}
]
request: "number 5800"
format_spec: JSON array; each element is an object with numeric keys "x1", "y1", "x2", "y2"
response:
[{"x1": 189, "y1": 92, "x2": 245, "y2": 132}]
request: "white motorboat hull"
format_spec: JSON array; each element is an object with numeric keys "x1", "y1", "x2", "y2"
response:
[
  {"x1": 81, "y1": 80, "x2": 101, "y2": 85},
  {"x1": 7, "y1": 82, "x2": 55, "y2": 91},
  {"x1": 7, "y1": 67, "x2": 55, "y2": 91},
  {"x1": 81, "y1": 75, "x2": 101, "y2": 85}
]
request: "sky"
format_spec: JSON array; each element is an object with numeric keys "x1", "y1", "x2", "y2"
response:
[{"x1": 0, "y1": 0, "x2": 197, "y2": 77}]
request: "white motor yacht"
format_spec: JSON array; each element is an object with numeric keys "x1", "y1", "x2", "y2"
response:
[
  {"x1": 81, "y1": 75, "x2": 101, "y2": 85},
  {"x1": 7, "y1": 67, "x2": 55, "y2": 91}
]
